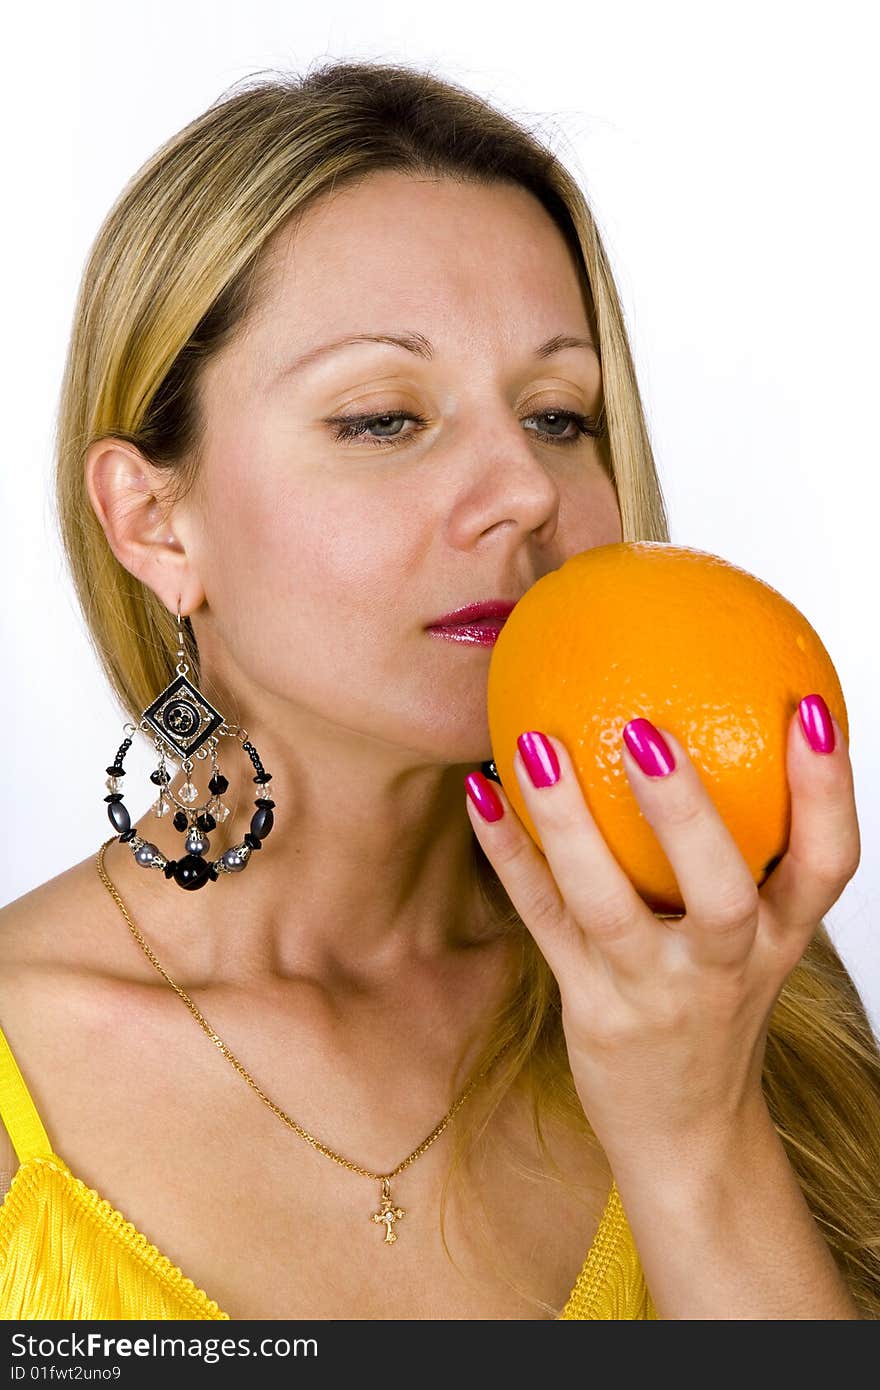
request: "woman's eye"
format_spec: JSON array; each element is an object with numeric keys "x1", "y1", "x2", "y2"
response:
[
  {"x1": 522, "y1": 410, "x2": 604, "y2": 444},
  {"x1": 331, "y1": 412, "x2": 423, "y2": 445},
  {"x1": 327, "y1": 408, "x2": 605, "y2": 449}
]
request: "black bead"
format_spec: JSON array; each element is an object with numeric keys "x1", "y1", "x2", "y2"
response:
[
  {"x1": 163, "y1": 861, "x2": 179, "y2": 878},
  {"x1": 254, "y1": 772, "x2": 272, "y2": 784},
  {"x1": 250, "y1": 805, "x2": 274, "y2": 840},
  {"x1": 207, "y1": 865, "x2": 219, "y2": 880},
  {"x1": 172, "y1": 854, "x2": 212, "y2": 890},
  {"x1": 149, "y1": 769, "x2": 170, "y2": 785},
  {"x1": 480, "y1": 759, "x2": 502, "y2": 785},
  {"x1": 196, "y1": 812, "x2": 217, "y2": 832},
  {"x1": 243, "y1": 832, "x2": 262, "y2": 850},
  {"x1": 119, "y1": 829, "x2": 136, "y2": 843},
  {"x1": 108, "y1": 800, "x2": 131, "y2": 834},
  {"x1": 208, "y1": 773, "x2": 229, "y2": 795},
  {"x1": 254, "y1": 798, "x2": 275, "y2": 809},
  {"x1": 106, "y1": 765, "x2": 125, "y2": 777},
  {"x1": 104, "y1": 793, "x2": 124, "y2": 804},
  {"x1": 173, "y1": 811, "x2": 188, "y2": 832}
]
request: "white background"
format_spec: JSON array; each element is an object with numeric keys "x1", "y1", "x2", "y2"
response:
[{"x1": 2, "y1": 1, "x2": 878, "y2": 1032}]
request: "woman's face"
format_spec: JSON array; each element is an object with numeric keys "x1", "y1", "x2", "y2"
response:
[{"x1": 181, "y1": 171, "x2": 622, "y2": 766}]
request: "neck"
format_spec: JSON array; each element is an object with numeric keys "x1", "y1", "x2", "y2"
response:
[{"x1": 107, "y1": 719, "x2": 509, "y2": 994}]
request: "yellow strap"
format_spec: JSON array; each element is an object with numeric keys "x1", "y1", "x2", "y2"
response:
[{"x1": 0, "y1": 1021, "x2": 53, "y2": 1163}]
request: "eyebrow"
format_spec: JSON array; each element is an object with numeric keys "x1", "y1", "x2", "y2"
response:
[{"x1": 273, "y1": 330, "x2": 598, "y2": 382}]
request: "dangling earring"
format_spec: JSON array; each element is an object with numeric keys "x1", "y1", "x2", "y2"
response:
[{"x1": 102, "y1": 598, "x2": 276, "y2": 890}]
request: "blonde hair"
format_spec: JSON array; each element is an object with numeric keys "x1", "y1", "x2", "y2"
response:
[{"x1": 54, "y1": 59, "x2": 880, "y2": 1318}]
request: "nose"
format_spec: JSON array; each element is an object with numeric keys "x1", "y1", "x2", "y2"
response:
[{"x1": 451, "y1": 411, "x2": 562, "y2": 548}]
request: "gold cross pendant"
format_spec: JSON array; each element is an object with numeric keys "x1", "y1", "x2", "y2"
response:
[{"x1": 371, "y1": 1177, "x2": 405, "y2": 1245}]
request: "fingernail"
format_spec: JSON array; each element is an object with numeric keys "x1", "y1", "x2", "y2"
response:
[
  {"x1": 465, "y1": 770, "x2": 505, "y2": 822},
  {"x1": 517, "y1": 731, "x2": 560, "y2": 787},
  {"x1": 799, "y1": 694, "x2": 835, "y2": 753},
  {"x1": 622, "y1": 718, "x2": 676, "y2": 777}
]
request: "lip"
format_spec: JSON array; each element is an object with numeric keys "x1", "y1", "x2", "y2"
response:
[
  {"x1": 426, "y1": 622, "x2": 504, "y2": 646},
  {"x1": 425, "y1": 600, "x2": 517, "y2": 649},
  {"x1": 427, "y1": 599, "x2": 518, "y2": 627}
]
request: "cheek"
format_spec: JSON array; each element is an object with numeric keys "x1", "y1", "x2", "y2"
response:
[
  {"x1": 561, "y1": 473, "x2": 623, "y2": 552},
  {"x1": 205, "y1": 470, "x2": 411, "y2": 641},
  {"x1": 195, "y1": 480, "x2": 416, "y2": 718},
  {"x1": 269, "y1": 486, "x2": 413, "y2": 614}
]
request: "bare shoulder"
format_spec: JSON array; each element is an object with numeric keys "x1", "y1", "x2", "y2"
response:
[
  {"x1": 0, "y1": 849, "x2": 140, "y2": 1081},
  {"x1": 1, "y1": 859, "x2": 81, "y2": 954},
  {"x1": 0, "y1": 848, "x2": 131, "y2": 977},
  {"x1": 0, "y1": 851, "x2": 144, "y2": 1183},
  {"x1": 0, "y1": 856, "x2": 104, "y2": 1193}
]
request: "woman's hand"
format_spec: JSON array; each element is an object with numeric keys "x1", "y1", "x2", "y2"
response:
[{"x1": 465, "y1": 694, "x2": 861, "y2": 1170}]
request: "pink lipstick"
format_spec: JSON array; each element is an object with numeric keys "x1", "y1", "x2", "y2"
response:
[{"x1": 426, "y1": 599, "x2": 516, "y2": 647}]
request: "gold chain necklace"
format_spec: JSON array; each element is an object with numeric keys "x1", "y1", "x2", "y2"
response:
[{"x1": 96, "y1": 836, "x2": 514, "y2": 1245}]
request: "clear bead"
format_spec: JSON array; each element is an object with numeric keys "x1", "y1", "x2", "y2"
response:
[
  {"x1": 152, "y1": 794, "x2": 169, "y2": 818},
  {"x1": 212, "y1": 799, "x2": 231, "y2": 823},
  {"x1": 105, "y1": 776, "x2": 120, "y2": 793},
  {"x1": 179, "y1": 782, "x2": 199, "y2": 804}
]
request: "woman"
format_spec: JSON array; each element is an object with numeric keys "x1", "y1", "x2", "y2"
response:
[{"x1": 1, "y1": 59, "x2": 878, "y2": 1321}]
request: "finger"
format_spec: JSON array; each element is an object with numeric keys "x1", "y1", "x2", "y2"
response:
[
  {"x1": 759, "y1": 696, "x2": 861, "y2": 949},
  {"x1": 620, "y1": 718, "x2": 759, "y2": 966},
  {"x1": 464, "y1": 769, "x2": 584, "y2": 984},
  {"x1": 510, "y1": 731, "x2": 660, "y2": 974}
]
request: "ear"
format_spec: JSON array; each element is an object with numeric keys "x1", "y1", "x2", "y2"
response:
[{"x1": 85, "y1": 438, "x2": 205, "y2": 616}]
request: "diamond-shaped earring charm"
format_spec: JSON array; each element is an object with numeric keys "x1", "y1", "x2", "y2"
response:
[{"x1": 141, "y1": 674, "x2": 224, "y2": 761}]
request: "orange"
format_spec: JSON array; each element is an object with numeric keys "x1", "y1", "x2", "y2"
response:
[{"x1": 486, "y1": 541, "x2": 848, "y2": 915}]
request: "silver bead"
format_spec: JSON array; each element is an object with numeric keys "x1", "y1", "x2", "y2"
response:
[
  {"x1": 220, "y1": 847, "x2": 248, "y2": 872},
  {"x1": 135, "y1": 842, "x2": 160, "y2": 867},
  {"x1": 185, "y1": 831, "x2": 210, "y2": 856}
]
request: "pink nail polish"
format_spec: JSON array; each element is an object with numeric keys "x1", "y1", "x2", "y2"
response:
[
  {"x1": 799, "y1": 694, "x2": 835, "y2": 753},
  {"x1": 622, "y1": 718, "x2": 675, "y2": 777},
  {"x1": 517, "y1": 731, "x2": 560, "y2": 787},
  {"x1": 465, "y1": 771, "x2": 504, "y2": 822}
]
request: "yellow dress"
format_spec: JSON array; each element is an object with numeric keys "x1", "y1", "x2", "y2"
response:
[{"x1": 0, "y1": 1022, "x2": 656, "y2": 1320}]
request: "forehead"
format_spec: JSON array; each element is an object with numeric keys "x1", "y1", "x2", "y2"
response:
[{"x1": 249, "y1": 172, "x2": 592, "y2": 356}]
